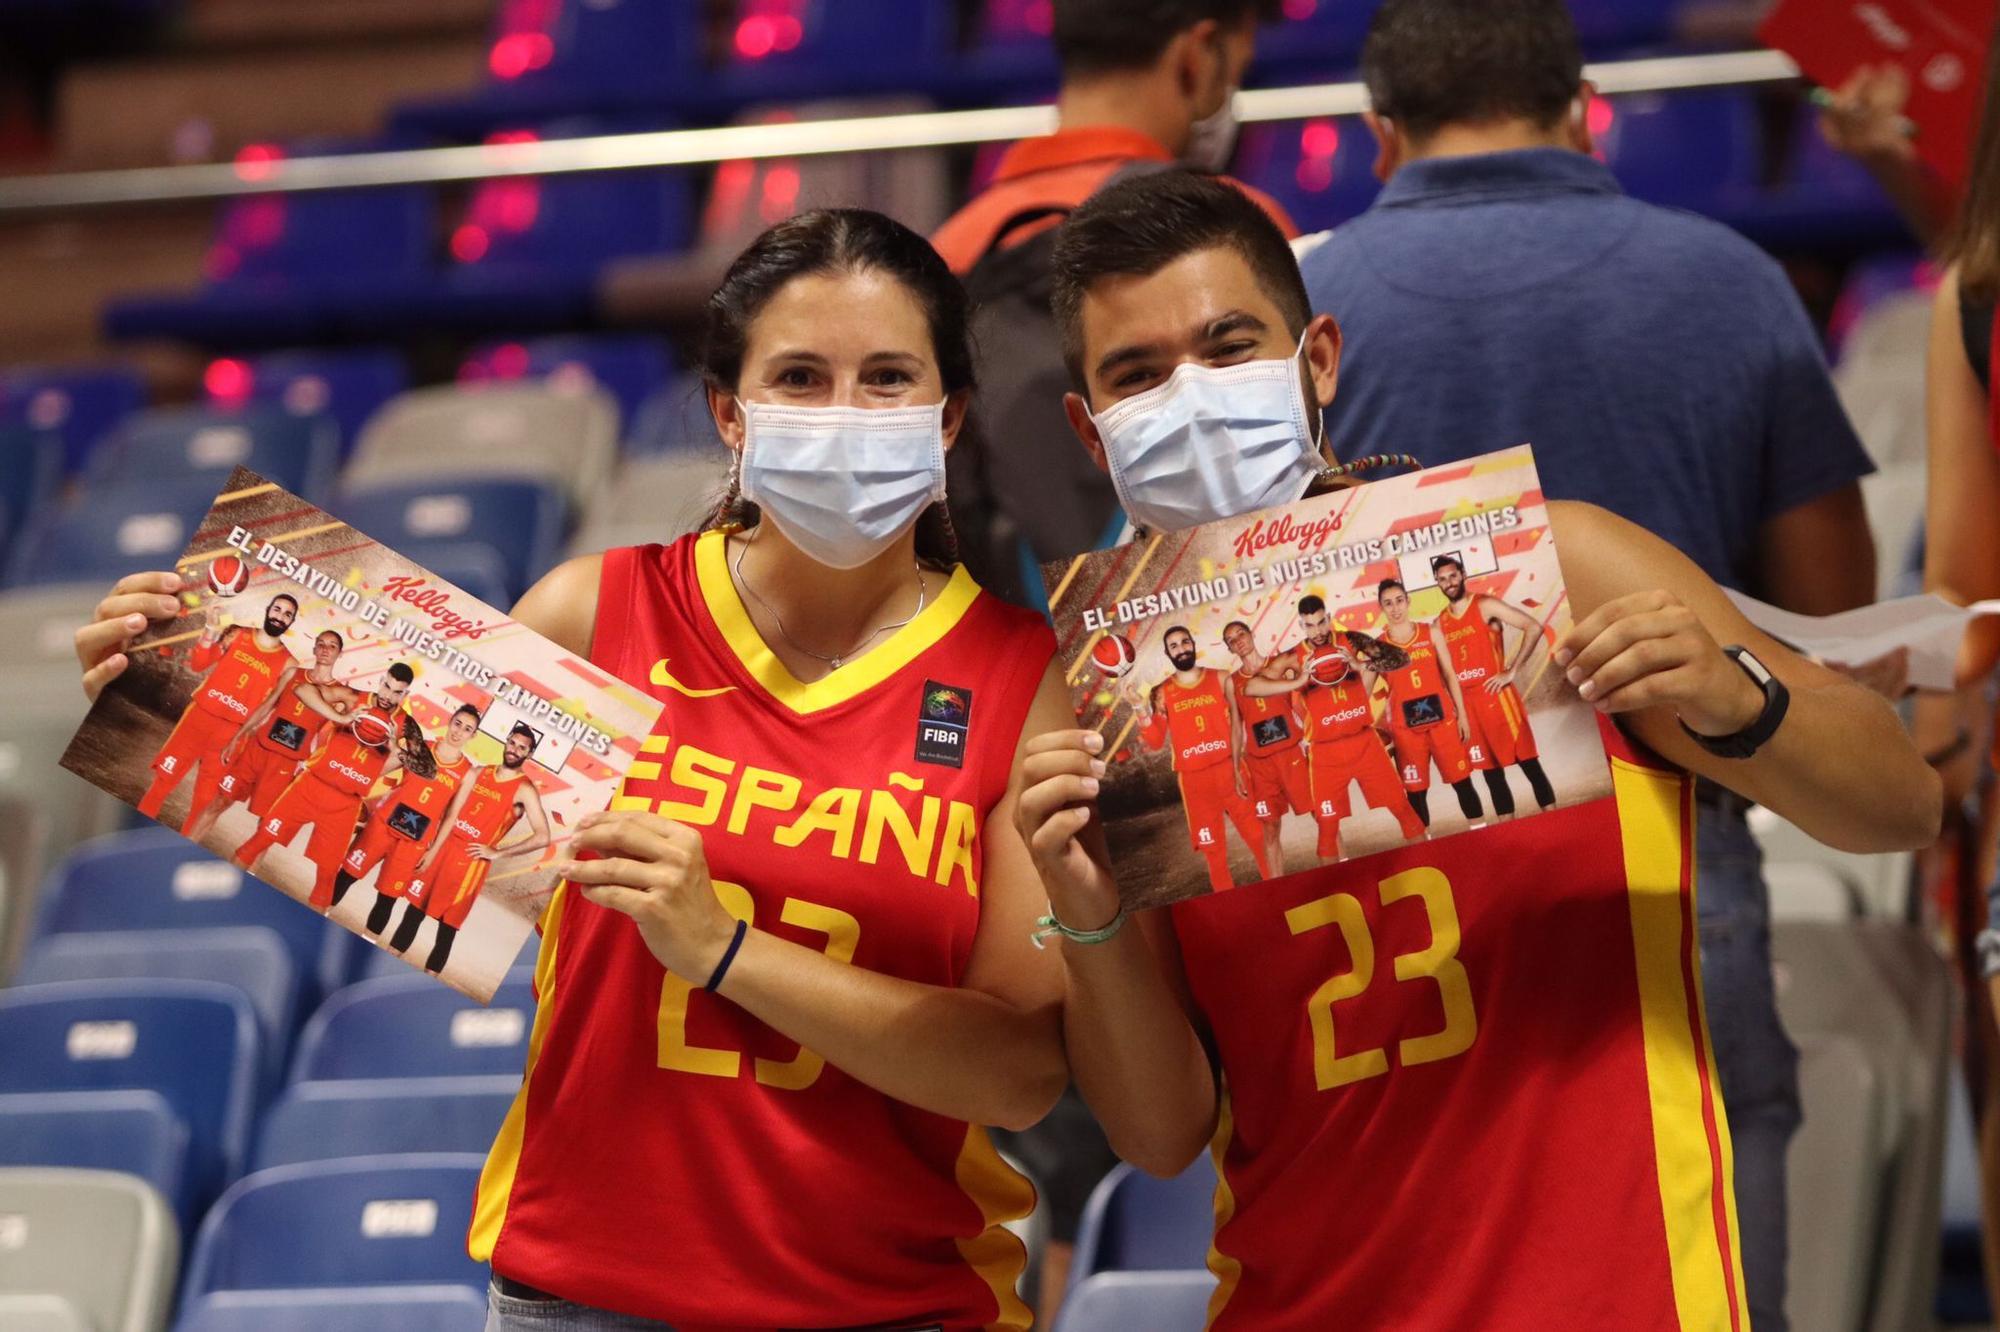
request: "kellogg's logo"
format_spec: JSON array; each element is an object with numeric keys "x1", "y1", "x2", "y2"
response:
[
  {"x1": 380, "y1": 575, "x2": 493, "y2": 640},
  {"x1": 1232, "y1": 511, "x2": 1343, "y2": 560}
]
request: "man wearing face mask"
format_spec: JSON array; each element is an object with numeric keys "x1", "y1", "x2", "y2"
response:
[
  {"x1": 932, "y1": 0, "x2": 1295, "y2": 609},
  {"x1": 1015, "y1": 167, "x2": 1940, "y2": 1332}
]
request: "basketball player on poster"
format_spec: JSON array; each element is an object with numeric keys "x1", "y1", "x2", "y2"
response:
[
  {"x1": 332, "y1": 703, "x2": 480, "y2": 938},
  {"x1": 393, "y1": 722, "x2": 552, "y2": 976},
  {"x1": 1223, "y1": 620, "x2": 1312, "y2": 875},
  {"x1": 1375, "y1": 579, "x2": 1487, "y2": 829},
  {"x1": 1246, "y1": 595, "x2": 1426, "y2": 857},
  {"x1": 1128, "y1": 627, "x2": 1271, "y2": 892},
  {"x1": 231, "y1": 663, "x2": 414, "y2": 907},
  {"x1": 1432, "y1": 553, "x2": 1559, "y2": 817},
  {"x1": 184, "y1": 627, "x2": 358, "y2": 842},
  {"x1": 136, "y1": 577, "x2": 300, "y2": 831}
]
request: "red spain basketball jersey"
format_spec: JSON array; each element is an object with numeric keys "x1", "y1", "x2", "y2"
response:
[
  {"x1": 190, "y1": 627, "x2": 294, "y2": 724},
  {"x1": 1170, "y1": 719, "x2": 1745, "y2": 1331},
  {"x1": 472, "y1": 530, "x2": 1055, "y2": 1330}
]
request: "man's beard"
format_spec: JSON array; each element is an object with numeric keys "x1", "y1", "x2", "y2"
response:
[
  {"x1": 263, "y1": 615, "x2": 290, "y2": 636},
  {"x1": 1169, "y1": 653, "x2": 1198, "y2": 671},
  {"x1": 503, "y1": 752, "x2": 527, "y2": 771}
]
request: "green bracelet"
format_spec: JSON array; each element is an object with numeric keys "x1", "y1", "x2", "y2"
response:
[{"x1": 1032, "y1": 904, "x2": 1129, "y2": 949}]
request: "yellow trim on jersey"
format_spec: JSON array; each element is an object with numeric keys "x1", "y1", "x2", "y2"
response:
[
  {"x1": 469, "y1": 882, "x2": 569, "y2": 1261},
  {"x1": 1203, "y1": 1092, "x2": 1244, "y2": 1329},
  {"x1": 1613, "y1": 758, "x2": 1748, "y2": 1330},
  {"x1": 950, "y1": 1124, "x2": 1035, "y2": 1332},
  {"x1": 692, "y1": 529, "x2": 981, "y2": 716}
]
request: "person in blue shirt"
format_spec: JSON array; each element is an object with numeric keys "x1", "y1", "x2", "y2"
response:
[{"x1": 1298, "y1": 3, "x2": 1879, "y2": 1327}]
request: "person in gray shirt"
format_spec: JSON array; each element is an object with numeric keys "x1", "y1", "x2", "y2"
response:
[{"x1": 1300, "y1": 2, "x2": 1880, "y2": 1327}]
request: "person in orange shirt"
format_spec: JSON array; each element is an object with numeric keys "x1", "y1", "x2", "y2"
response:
[
  {"x1": 395, "y1": 721, "x2": 554, "y2": 976},
  {"x1": 187, "y1": 627, "x2": 358, "y2": 842},
  {"x1": 1375, "y1": 578, "x2": 1485, "y2": 829},
  {"x1": 137, "y1": 593, "x2": 299, "y2": 829},
  {"x1": 1222, "y1": 618, "x2": 1311, "y2": 874},
  {"x1": 334, "y1": 702, "x2": 482, "y2": 936},
  {"x1": 1130, "y1": 625, "x2": 1270, "y2": 893}
]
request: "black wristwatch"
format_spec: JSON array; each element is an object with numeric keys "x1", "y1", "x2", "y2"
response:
[{"x1": 1680, "y1": 646, "x2": 1789, "y2": 760}]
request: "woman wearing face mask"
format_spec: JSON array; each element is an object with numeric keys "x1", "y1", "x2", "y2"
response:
[{"x1": 76, "y1": 209, "x2": 1072, "y2": 1331}]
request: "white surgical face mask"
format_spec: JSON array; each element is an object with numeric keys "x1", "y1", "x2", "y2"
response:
[
  {"x1": 1090, "y1": 331, "x2": 1325, "y2": 534},
  {"x1": 1184, "y1": 90, "x2": 1240, "y2": 173},
  {"x1": 736, "y1": 399, "x2": 947, "y2": 570}
]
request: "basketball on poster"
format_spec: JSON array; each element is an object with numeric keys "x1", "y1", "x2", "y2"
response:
[
  {"x1": 1045, "y1": 445, "x2": 1614, "y2": 911},
  {"x1": 60, "y1": 467, "x2": 663, "y2": 1001}
]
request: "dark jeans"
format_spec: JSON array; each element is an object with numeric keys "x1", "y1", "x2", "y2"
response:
[
  {"x1": 1697, "y1": 796, "x2": 1802, "y2": 1332},
  {"x1": 486, "y1": 1285, "x2": 670, "y2": 1330}
]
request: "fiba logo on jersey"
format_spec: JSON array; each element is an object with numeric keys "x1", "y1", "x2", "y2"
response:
[{"x1": 915, "y1": 681, "x2": 972, "y2": 769}]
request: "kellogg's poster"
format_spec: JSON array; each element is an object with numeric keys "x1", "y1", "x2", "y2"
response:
[
  {"x1": 62, "y1": 467, "x2": 663, "y2": 1000},
  {"x1": 1040, "y1": 446, "x2": 1611, "y2": 910}
]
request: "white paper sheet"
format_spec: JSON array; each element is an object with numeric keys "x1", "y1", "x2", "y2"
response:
[{"x1": 1723, "y1": 590, "x2": 2000, "y2": 691}]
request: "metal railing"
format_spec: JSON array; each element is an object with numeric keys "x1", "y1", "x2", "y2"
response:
[{"x1": 0, "y1": 49, "x2": 1800, "y2": 214}]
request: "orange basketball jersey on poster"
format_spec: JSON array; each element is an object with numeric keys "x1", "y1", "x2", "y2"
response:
[
  {"x1": 190, "y1": 629, "x2": 293, "y2": 724},
  {"x1": 386, "y1": 754, "x2": 472, "y2": 842},
  {"x1": 253, "y1": 674, "x2": 334, "y2": 757},
  {"x1": 1439, "y1": 599, "x2": 1504, "y2": 685},
  {"x1": 306, "y1": 703, "x2": 401, "y2": 797},
  {"x1": 1233, "y1": 662, "x2": 1304, "y2": 757},
  {"x1": 470, "y1": 531, "x2": 1056, "y2": 1329},
  {"x1": 450, "y1": 764, "x2": 528, "y2": 847},
  {"x1": 1382, "y1": 628, "x2": 1457, "y2": 728},
  {"x1": 1299, "y1": 658, "x2": 1377, "y2": 744},
  {"x1": 1170, "y1": 720, "x2": 1745, "y2": 1330},
  {"x1": 1155, "y1": 669, "x2": 1235, "y2": 772}
]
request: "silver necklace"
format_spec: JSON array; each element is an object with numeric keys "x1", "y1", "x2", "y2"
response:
[{"x1": 731, "y1": 529, "x2": 927, "y2": 672}]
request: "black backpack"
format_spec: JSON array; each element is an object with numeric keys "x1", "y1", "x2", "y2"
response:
[{"x1": 949, "y1": 162, "x2": 1169, "y2": 606}]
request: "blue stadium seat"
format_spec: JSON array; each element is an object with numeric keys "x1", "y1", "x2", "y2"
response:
[
  {"x1": 103, "y1": 139, "x2": 437, "y2": 350},
  {"x1": 715, "y1": 0, "x2": 959, "y2": 102},
  {"x1": 180, "y1": 1155, "x2": 488, "y2": 1306},
  {"x1": 955, "y1": 0, "x2": 1060, "y2": 98},
  {"x1": 626, "y1": 373, "x2": 721, "y2": 456},
  {"x1": 0, "y1": 1089, "x2": 190, "y2": 1222},
  {"x1": 1233, "y1": 116, "x2": 1380, "y2": 234},
  {"x1": 291, "y1": 970, "x2": 537, "y2": 1082},
  {"x1": 0, "y1": 424, "x2": 63, "y2": 563},
  {"x1": 392, "y1": 0, "x2": 708, "y2": 137},
  {"x1": 34, "y1": 828, "x2": 350, "y2": 1004},
  {"x1": 89, "y1": 404, "x2": 338, "y2": 503},
  {"x1": 390, "y1": 122, "x2": 696, "y2": 334},
  {"x1": 1070, "y1": 1157, "x2": 1218, "y2": 1283},
  {"x1": 253, "y1": 1076, "x2": 518, "y2": 1171},
  {"x1": 3, "y1": 475, "x2": 222, "y2": 589},
  {"x1": 0, "y1": 979, "x2": 259, "y2": 1208},
  {"x1": 331, "y1": 479, "x2": 564, "y2": 604},
  {"x1": 178, "y1": 1285, "x2": 489, "y2": 1332},
  {"x1": 1053, "y1": 1271, "x2": 1217, "y2": 1332},
  {"x1": 0, "y1": 364, "x2": 145, "y2": 476},
  {"x1": 1252, "y1": 0, "x2": 1374, "y2": 77},
  {"x1": 204, "y1": 349, "x2": 409, "y2": 461},
  {"x1": 16, "y1": 928, "x2": 300, "y2": 1083},
  {"x1": 1597, "y1": 90, "x2": 1761, "y2": 216},
  {"x1": 460, "y1": 334, "x2": 675, "y2": 434}
]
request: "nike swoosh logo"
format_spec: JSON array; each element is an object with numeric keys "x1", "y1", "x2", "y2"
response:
[{"x1": 650, "y1": 658, "x2": 737, "y2": 699}]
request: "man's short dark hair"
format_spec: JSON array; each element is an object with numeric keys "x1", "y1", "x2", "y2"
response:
[
  {"x1": 453, "y1": 703, "x2": 482, "y2": 723},
  {"x1": 508, "y1": 721, "x2": 541, "y2": 748},
  {"x1": 268, "y1": 594, "x2": 298, "y2": 612},
  {"x1": 1052, "y1": 169, "x2": 1311, "y2": 388},
  {"x1": 1362, "y1": 0, "x2": 1583, "y2": 142},
  {"x1": 1377, "y1": 579, "x2": 1406, "y2": 599},
  {"x1": 1053, "y1": 0, "x2": 1275, "y2": 76},
  {"x1": 1298, "y1": 594, "x2": 1326, "y2": 616},
  {"x1": 1430, "y1": 554, "x2": 1465, "y2": 575},
  {"x1": 1165, "y1": 625, "x2": 1195, "y2": 643},
  {"x1": 385, "y1": 661, "x2": 415, "y2": 684}
]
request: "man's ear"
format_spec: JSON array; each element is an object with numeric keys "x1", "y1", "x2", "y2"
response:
[
  {"x1": 1172, "y1": 19, "x2": 1226, "y2": 111},
  {"x1": 709, "y1": 385, "x2": 745, "y2": 454},
  {"x1": 1064, "y1": 392, "x2": 1110, "y2": 475},
  {"x1": 941, "y1": 388, "x2": 970, "y2": 453},
  {"x1": 1566, "y1": 82, "x2": 1599, "y2": 156},
  {"x1": 1364, "y1": 111, "x2": 1402, "y2": 183},
  {"x1": 1304, "y1": 313, "x2": 1342, "y2": 411}
]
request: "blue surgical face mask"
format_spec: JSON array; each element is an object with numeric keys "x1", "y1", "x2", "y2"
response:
[
  {"x1": 1090, "y1": 332, "x2": 1326, "y2": 533},
  {"x1": 735, "y1": 399, "x2": 947, "y2": 569}
]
